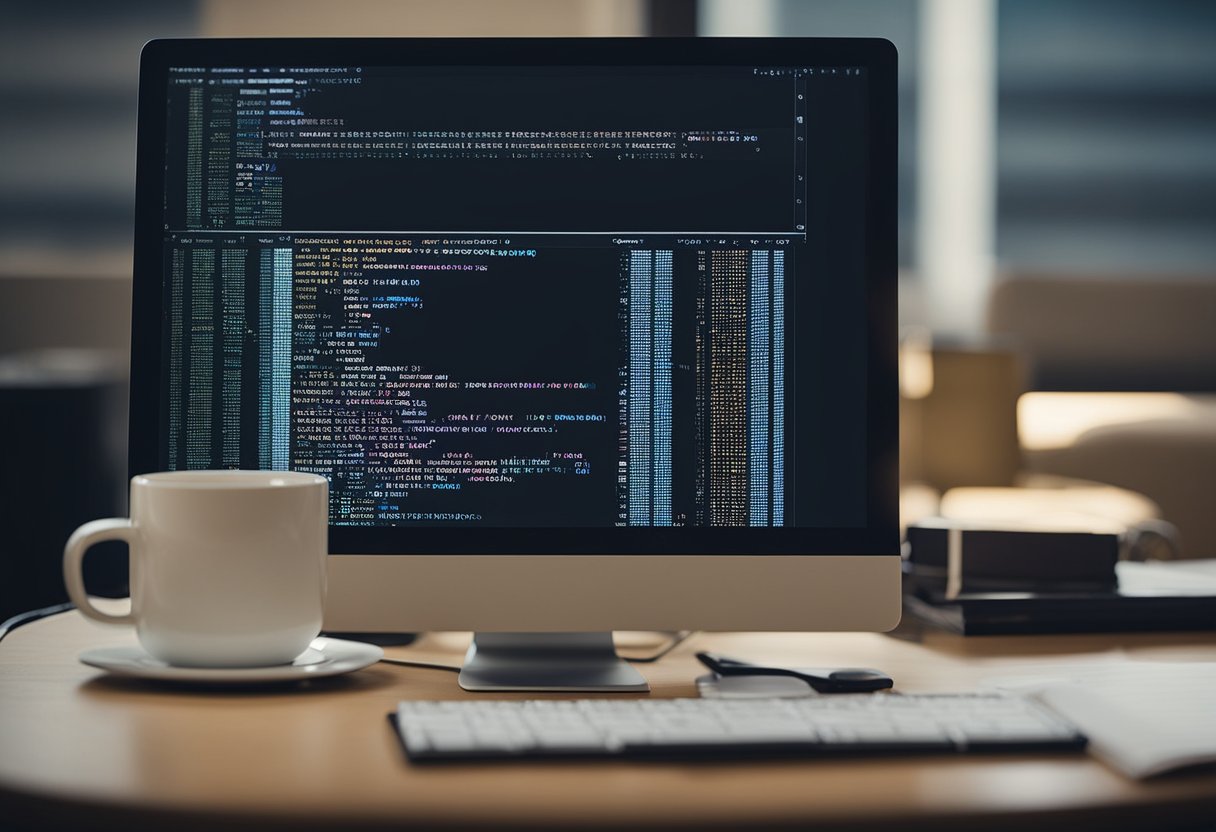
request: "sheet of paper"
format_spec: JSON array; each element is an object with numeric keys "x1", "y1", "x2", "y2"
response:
[
  {"x1": 1116, "y1": 560, "x2": 1216, "y2": 595},
  {"x1": 985, "y1": 661, "x2": 1216, "y2": 779}
]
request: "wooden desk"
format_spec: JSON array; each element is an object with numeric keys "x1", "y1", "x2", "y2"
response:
[{"x1": 2, "y1": 611, "x2": 1214, "y2": 831}]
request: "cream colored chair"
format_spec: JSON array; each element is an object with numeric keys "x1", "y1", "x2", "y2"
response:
[
  {"x1": 985, "y1": 275, "x2": 1216, "y2": 558},
  {"x1": 898, "y1": 343, "x2": 1167, "y2": 557}
]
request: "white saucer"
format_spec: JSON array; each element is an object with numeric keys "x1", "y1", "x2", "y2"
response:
[{"x1": 79, "y1": 637, "x2": 384, "y2": 684}]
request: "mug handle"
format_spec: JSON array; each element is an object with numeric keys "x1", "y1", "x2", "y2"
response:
[{"x1": 63, "y1": 518, "x2": 137, "y2": 625}]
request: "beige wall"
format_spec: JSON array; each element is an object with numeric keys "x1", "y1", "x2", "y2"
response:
[
  {"x1": 202, "y1": 0, "x2": 645, "y2": 37},
  {"x1": 0, "y1": 277, "x2": 132, "y2": 357}
]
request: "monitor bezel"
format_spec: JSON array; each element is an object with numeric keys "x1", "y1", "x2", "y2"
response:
[{"x1": 130, "y1": 37, "x2": 898, "y2": 557}]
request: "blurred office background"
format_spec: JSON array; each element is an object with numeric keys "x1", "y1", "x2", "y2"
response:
[{"x1": 1, "y1": 0, "x2": 1214, "y2": 617}]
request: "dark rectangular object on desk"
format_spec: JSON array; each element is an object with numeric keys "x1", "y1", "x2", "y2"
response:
[
  {"x1": 0, "y1": 359, "x2": 126, "y2": 620},
  {"x1": 905, "y1": 524, "x2": 1119, "y2": 595},
  {"x1": 903, "y1": 591, "x2": 1216, "y2": 636}
]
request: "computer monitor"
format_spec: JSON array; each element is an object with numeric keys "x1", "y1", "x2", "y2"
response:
[{"x1": 129, "y1": 38, "x2": 900, "y2": 691}]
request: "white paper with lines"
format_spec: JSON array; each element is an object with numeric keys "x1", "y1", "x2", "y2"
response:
[{"x1": 985, "y1": 662, "x2": 1216, "y2": 779}]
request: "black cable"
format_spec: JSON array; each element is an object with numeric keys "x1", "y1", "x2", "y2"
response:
[
  {"x1": 378, "y1": 657, "x2": 462, "y2": 673},
  {"x1": 622, "y1": 630, "x2": 695, "y2": 663},
  {"x1": 0, "y1": 603, "x2": 695, "y2": 667},
  {"x1": 376, "y1": 630, "x2": 696, "y2": 674},
  {"x1": 0, "y1": 602, "x2": 76, "y2": 645}
]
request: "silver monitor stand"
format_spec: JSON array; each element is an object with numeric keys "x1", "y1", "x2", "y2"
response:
[{"x1": 458, "y1": 632, "x2": 649, "y2": 692}]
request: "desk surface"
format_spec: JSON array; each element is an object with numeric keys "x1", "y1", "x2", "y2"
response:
[{"x1": 2, "y1": 611, "x2": 1215, "y2": 831}]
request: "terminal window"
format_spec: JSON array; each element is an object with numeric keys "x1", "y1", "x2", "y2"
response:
[{"x1": 158, "y1": 64, "x2": 870, "y2": 528}]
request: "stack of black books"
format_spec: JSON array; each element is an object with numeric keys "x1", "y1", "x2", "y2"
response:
[{"x1": 903, "y1": 523, "x2": 1216, "y2": 635}]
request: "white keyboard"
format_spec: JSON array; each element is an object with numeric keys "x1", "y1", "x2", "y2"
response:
[{"x1": 393, "y1": 693, "x2": 1086, "y2": 762}]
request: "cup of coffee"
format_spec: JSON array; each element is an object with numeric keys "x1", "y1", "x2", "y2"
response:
[{"x1": 63, "y1": 470, "x2": 328, "y2": 668}]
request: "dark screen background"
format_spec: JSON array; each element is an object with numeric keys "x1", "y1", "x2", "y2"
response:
[{"x1": 159, "y1": 65, "x2": 869, "y2": 530}]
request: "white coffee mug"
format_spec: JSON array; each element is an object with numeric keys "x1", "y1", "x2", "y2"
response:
[{"x1": 63, "y1": 470, "x2": 329, "y2": 668}]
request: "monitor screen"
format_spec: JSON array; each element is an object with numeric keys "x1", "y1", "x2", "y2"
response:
[{"x1": 133, "y1": 40, "x2": 896, "y2": 556}]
